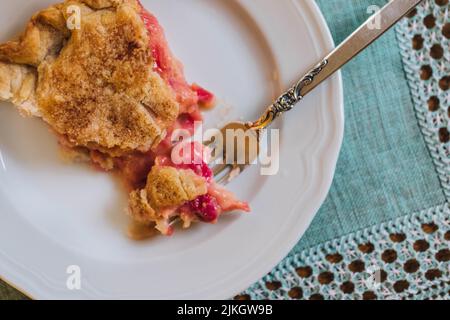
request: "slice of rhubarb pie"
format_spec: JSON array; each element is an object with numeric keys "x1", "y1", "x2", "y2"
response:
[{"x1": 0, "y1": 0, "x2": 249, "y2": 237}]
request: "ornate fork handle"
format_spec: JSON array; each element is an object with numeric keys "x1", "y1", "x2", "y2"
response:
[
  {"x1": 250, "y1": 59, "x2": 328, "y2": 130},
  {"x1": 248, "y1": 0, "x2": 422, "y2": 131}
]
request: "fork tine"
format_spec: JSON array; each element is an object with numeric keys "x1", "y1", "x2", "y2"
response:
[
  {"x1": 212, "y1": 162, "x2": 230, "y2": 177},
  {"x1": 213, "y1": 162, "x2": 234, "y2": 182},
  {"x1": 215, "y1": 165, "x2": 230, "y2": 181},
  {"x1": 216, "y1": 172, "x2": 232, "y2": 185}
]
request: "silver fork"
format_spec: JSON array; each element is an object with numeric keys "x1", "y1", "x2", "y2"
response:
[
  {"x1": 170, "y1": 0, "x2": 422, "y2": 227},
  {"x1": 207, "y1": 0, "x2": 423, "y2": 182}
]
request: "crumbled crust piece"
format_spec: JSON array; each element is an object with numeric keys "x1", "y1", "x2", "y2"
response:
[
  {"x1": 128, "y1": 166, "x2": 207, "y2": 234},
  {"x1": 147, "y1": 167, "x2": 207, "y2": 208}
]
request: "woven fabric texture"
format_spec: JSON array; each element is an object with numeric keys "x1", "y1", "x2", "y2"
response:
[
  {"x1": 295, "y1": 0, "x2": 445, "y2": 252},
  {"x1": 238, "y1": 0, "x2": 450, "y2": 300}
]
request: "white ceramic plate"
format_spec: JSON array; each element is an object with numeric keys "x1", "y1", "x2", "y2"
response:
[{"x1": 0, "y1": 0, "x2": 343, "y2": 299}]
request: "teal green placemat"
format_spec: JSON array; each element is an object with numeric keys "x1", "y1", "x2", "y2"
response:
[
  {"x1": 296, "y1": 0, "x2": 445, "y2": 252},
  {"x1": 238, "y1": 0, "x2": 449, "y2": 300}
]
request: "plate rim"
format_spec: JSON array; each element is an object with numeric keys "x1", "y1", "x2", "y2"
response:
[{"x1": 217, "y1": 0, "x2": 344, "y2": 299}]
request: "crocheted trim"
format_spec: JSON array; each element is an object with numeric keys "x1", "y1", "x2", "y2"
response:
[
  {"x1": 238, "y1": 203, "x2": 449, "y2": 300},
  {"x1": 396, "y1": 0, "x2": 450, "y2": 200}
]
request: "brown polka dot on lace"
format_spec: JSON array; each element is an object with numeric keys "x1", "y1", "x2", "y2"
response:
[
  {"x1": 348, "y1": 260, "x2": 365, "y2": 273},
  {"x1": 439, "y1": 128, "x2": 449, "y2": 143},
  {"x1": 412, "y1": 34, "x2": 424, "y2": 50},
  {"x1": 309, "y1": 294, "x2": 324, "y2": 301},
  {"x1": 326, "y1": 253, "x2": 343, "y2": 264},
  {"x1": 428, "y1": 96, "x2": 440, "y2": 112},
  {"x1": 404, "y1": 259, "x2": 420, "y2": 273},
  {"x1": 422, "y1": 222, "x2": 439, "y2": 234},
  {"x1": 389, "y1": 233, "x2": 406, "y2": 243},
  {"x1": 420, "y1": 65, "x2": 433, "y2": 80},
  {"x1": 340, "y1": 281, "x2": 355, "y2": 294},
  {"x1": 423, "y1": 14, "x2": 436, "y2": 29},
  {"x1": 440, "y1": 76, "x2": 450, "y2": 91},
  {"x1": 445, "y1": 231, "x2": 450, "y2": 241},
  {"x1": 234, "y1": 294, "x2": 251, "y2": 300},
  {"x1": 443, "y1": 23, "x2": 450, "y2": 39},
  {"x1": 406, "y1": 8, "x2": 417, "y2": 18},
  {"x1": 430, "y1": 44, "x2": 444, "y2": 60},
  {"x1": 435, "y1": 249, "x2": 450, "y2": 262},
  {"x1": 318, "y1": 271, "x2": 334, "y2": 285},
  {"x1": 393, "y1": 280, "x2": 410, "y2": 293},
  {"x1": 413, "y1": 239, "x2": 430, "y2": 252},
  {"x1": 382, "y1": 249, "x2": 398, "y2": 263},
  {"x1": 425, "y1": 269, "x2": 443, "y2": 281},
  {"x1": 288, "y1": 287, "x2": 303, "y2": 299},
  {"x1": 363, "y1": 291, "x2": 377, "y2": 300},
  {"x1": 435, "y1": 0, "x2": 449, "y2": 7},
  {"x1": 296, "y1": 266, "x2": 312, "y2": 278},
  {"x1": 358, "y1": 243, "x2": 375, "y2": 254},
  {"x1": 265, "y1": 281, "x2": 282, "y2": 291}
]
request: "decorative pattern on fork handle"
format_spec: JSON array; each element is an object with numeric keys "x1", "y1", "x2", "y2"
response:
[{"x1": 250, "y1": 59, "x2": 329, "y2": 130}]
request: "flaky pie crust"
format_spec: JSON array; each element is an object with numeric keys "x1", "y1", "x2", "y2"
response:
[{"x1": 0, "y1": 0, "x2": 179, "y2": 157}]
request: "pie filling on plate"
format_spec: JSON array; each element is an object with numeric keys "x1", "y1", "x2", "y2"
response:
[{"x1": 0, "y1": 0, "x2": 249, "y2": 237}]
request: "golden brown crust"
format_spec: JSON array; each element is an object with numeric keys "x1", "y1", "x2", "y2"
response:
[
  {"x1": 0, "y1": 3, "x2": 67, "y2": 66},
  {"x1": 0, "y1": 62, "x2": 39, "y2": 116},
  {"x1": 81, "y1": 0, "x2": 134, "y2": 9},
  {"x1": 0, "y1": 0, "x2": 179, "y2": 156},
  {"x1": 146, "y1": 166, "x2": 207, "y2": 208},
  {"x1": 128, "y1": 188, "x2": 157, "y2": 225},
  {"x1": 128, "y1": 166, "x2": 207, "y2": 231}
]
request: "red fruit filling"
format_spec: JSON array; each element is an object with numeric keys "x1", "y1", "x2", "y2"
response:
[
  {"x1": 156, "y1": 142, "x2": 249, "y2": 224},
  {"x1": 192, "y1": 84, "x2": 216, "y2": 109},
  {"x1": 139, "y1": 3, "x2": 215, "y2": 114},
  {"x1": 188, "y1": 194, "x2": 219, "y2": 222}
]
